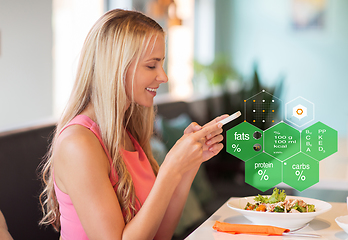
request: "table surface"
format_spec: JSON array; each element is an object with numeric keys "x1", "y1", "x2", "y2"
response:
[{"x1": 185, "y1": 198, "x2": 348, "y2": 240}]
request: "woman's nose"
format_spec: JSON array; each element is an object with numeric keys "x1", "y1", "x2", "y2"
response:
[{"x1": 156, "y1": 67, "x2": 168, "y2": 83}]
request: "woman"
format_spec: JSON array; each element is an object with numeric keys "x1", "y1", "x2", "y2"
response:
[{"x1": 39, "y1": 9, "x2": 227, "y2": 240}]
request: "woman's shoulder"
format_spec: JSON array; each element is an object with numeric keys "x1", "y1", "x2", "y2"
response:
[
  {"x1": 56, "y1": 124, "x2": 98, "y2": 152},
  {"x1": 54, "y1": 124, "x2": 111, "y2": 193}
]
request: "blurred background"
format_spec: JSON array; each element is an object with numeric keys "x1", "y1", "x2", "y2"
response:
[{"x1": 1, "y1": 0, "x2": 348, "y2": 239}]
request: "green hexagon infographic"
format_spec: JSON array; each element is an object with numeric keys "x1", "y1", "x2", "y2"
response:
[
  {"x1": 226, "y1": 92, "x2": 339, "y2": 193},
  {"x1": 283, "y1": 152, "x2": 319, "y2": 191},
  {"x1": 264, "y1": 122, "x2": 301, "y2": 161},
  {"x1": 226, "y1": 122, "x2": 263, "y2": 161},
  {"x1": 301, "y1": 121, "x2": 338, "y2": 161},
  {"x1": 245, "y1": 153, "x2": 282, "y2": 192}
]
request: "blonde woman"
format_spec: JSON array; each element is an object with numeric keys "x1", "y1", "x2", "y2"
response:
[{"x1": 39, "y1": 9, "x2": 227, "y2": 240}]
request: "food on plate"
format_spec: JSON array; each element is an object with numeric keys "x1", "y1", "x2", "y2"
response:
[{"x1": 244, "y1": 188, "x2": 316, "y2": 213}]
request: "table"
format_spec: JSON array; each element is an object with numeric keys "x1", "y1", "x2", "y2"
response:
[{"x1": 185, "y1": 198, "x2": 348, "y2": 239}]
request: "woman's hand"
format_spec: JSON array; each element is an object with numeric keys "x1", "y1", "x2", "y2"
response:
[
  {"x1": 184, "y1": 114, "x2": 228, "y2": 161},
  {"x1": 201, "y1": 114, "x2": 229, "y2": 160},
  {"x1": 163, "y1": 114, "x2": 228, "y2": 178}
]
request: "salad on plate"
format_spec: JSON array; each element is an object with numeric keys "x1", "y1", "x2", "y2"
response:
[{"x1": 244, "y1": 188, "x2": 316, "y2": 213}]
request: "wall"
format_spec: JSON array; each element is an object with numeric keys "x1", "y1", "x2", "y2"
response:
[
  {"x1": 0, "y1": 0, "x2": 53, "y2": 131},
  {"x1": 224, "y1": 0, "x2": 348, "y2": 135}
]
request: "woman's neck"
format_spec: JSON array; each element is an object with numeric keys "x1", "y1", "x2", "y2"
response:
[
  {"x1": 123, "y1": 129, "x2": 136, "y2": 152},
  {"x1": 82, "y1": 103, "x2": 135, "y2": 152},
  {"x1": 80, "y1": 104, "x2": 97, "y2": 123}
]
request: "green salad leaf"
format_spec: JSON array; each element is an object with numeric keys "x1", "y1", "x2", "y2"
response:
[
  {"x1": 307, "y1": 204, "x2": 316, "y2": 212},
  {"x1": 254, "y1": 194, "x2": 269, "y2": 203},
  {"x1": 274, "y1": 206, "x2": 285, "y2": 212},
  {"x1": 254, "y1": 188, "x2": 286, "y2": 204},
  {"x1": 293, "y1": 202, "x2": 306, "y2": 212},
  {"x1": 268, "y1": 188, "x2": 286, "y2": 203}
]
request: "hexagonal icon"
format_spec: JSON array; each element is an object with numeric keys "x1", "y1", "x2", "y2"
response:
[
  {"x1": 293, "y1": 104, "x2": 307, "y2": 120},
  {"x1": 301, "y1": 121, "x2": 338, "y2": 161},
  {"x1": 283, "y1": 152, "x2": 319, "y2": 191},
  {"x1": 264, "y1": 122, "x2": 300, "y2": 161},
  {"x1": 226, "y1": 122, "x2": 263, "y2": 161},
  {"x1": 244, "y1": 90, "x2": 283, "y2": 130},
  {"x1": 245, "y1": 153, "x2": 282, "y2": 192},
  {"x1": 285, "y1": 96, "x2": 314, "y2": 128}
]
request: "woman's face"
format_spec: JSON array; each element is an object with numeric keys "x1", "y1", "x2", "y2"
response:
[{"x1": 125, "y1": 34, "x2": 168, "y2": 108}]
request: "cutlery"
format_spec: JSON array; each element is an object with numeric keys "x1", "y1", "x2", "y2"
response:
[
  {"x1": 282, "y1": 232, "x2": 321, "y2": 238},
  {"x1": 282, "y1": 223, "x2": 321, "y2": 238}
]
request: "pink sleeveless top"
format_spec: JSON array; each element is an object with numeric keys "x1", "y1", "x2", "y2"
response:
[{"x1": 54, "y1": 115, "x2": 156, "y2": 240}]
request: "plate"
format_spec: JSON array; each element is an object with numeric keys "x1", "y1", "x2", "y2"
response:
[
  {"x1": 335, "y1": 215, "x2": 348, "y2": 234},
  {"x1": 227, "y1": 196, "x2": 332, "y2": 230}
]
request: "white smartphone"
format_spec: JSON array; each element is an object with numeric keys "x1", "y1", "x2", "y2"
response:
[{"x1": 218, "y1": 111, "x2": 242, "y2": 125}]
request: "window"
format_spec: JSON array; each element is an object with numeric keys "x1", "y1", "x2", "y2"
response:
[{"x1": 53, "y1": 0, "x2": 104, "y2": 117}]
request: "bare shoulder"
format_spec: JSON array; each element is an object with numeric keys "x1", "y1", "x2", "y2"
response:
[
  {"x1": 53, "y1": 125, "x2": 110, "y2": 192},
  {"x1": 55, "y1": 125, "x2": 101, "y2": 155}
]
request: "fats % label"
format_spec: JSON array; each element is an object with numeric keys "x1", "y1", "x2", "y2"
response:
[{"x1": 231, "y1": 144, "x2": 241, "y2": 152}]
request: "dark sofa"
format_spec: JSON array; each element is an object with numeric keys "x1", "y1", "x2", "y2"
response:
[{"x1": 0, "y1": 123, "x2": 59, "y2": 239}]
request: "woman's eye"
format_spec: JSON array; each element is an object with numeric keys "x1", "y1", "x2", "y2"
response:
[{"x1": 147, "y1": 66, "x2": 156, "y2": 69}]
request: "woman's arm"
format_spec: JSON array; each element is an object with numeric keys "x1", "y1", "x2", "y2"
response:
[
  {"x1": 123, "y1": 122, "x2": 224, "y2": 239},
  {"x1": 154, "y1": 165, "x2": 199, "y2": 240},
  {"x1": 154, "y1": 115, "x2": 228, "y2": 239},
  {"x1": 54, "y1": 122, "x2": 223, "y2": 240}
]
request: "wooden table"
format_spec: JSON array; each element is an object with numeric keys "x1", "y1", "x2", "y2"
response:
[{"x1": 185, "y1": 198, "x2": 348, "y2": 239}]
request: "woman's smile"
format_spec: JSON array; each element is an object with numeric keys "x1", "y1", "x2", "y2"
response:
[{"x1": 146, "y1": 87, "x2": 158, "y2": 96}]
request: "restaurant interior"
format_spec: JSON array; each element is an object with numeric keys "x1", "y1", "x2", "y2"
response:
[{"x1": 1, "y1": 0, "x2": 348, "y2": 239}]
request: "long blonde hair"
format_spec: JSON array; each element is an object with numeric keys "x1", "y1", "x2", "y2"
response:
[{"x1": 39, "y1": 9, "x2": 163, "y2": 230}]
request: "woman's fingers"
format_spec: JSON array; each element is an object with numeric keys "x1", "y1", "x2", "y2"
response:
[
  {"x1": 184, "y1": 114, "x2": 227, "y2": 138},
  {"x1": 184, "y1": 122, "x2": 202, "y2": 134},
  {"x1": 203, "y1": 143, "x2": 224, "y2": 161},
  {"x1": 208, "y1": 142, "x2": 223, "y2": 154},
  {"x1": 205, "y1": 128, "x2": 223, "y2": 141},
  {"x1": 192, "y1": 122, "x2": 222, "y2": 141},
  {"x1": 202, "y1": 114, "x2": 229, "y2": 128},
  {"x1": 205, "y1": 134, "x2": 223, "y2": 147}
]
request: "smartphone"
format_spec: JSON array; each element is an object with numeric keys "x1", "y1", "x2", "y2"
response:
[{"x1": 218, "y1": 111, "x2": 241, "y2": 125}]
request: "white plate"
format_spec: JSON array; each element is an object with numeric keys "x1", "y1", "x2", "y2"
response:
[
  {"x1": 227, "y1": 196, "x2": 332, "y2": 230},
  {"x1": 335, "y1": 215, "x2": 348, "y2": 234}
]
